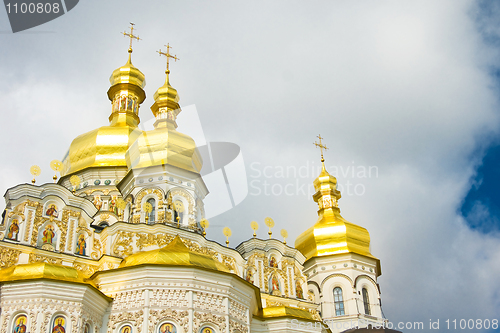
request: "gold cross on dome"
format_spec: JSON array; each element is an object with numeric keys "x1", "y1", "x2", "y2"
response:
[
  {"x1": 314, "y1": 134, "x2": 329, "y2": 162},
  {"x1": 157, "y1": 43, "x2": 180, "y2": 72},
  {"x1": 122, "y1": 22, "x2": 141, "y2": 52}
]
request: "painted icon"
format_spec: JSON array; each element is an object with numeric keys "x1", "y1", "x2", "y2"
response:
[
  {"x1": 42, "y1": 225, "x2": 56, "y2": 245},
  {"x1": 46, "y1": 204, "x2": 58, "y2": 218},
  {"x1": 295, "y1": 280, "x2": 304, "y2": 299},
  {"x1": 6, "y1": 219, "x2": 19, "y2": 241},
  {"x1": 93, "y1": 195, "x2": 103, "y2": 210},
  {"x1": 75, "y1": 234, "x2": 86, "y2": 255},
  {"x1": 159, "y1": 322, "x2": 176, "y2": 333},
  {"x1": 269, "y1": 256, "x2": 278, "y2": 268},
  {"x1": 13, "y1": 314, "x2": 27, "y2": 333},
  {"x1": 269, "y1": 273, "x2": 280, "y2": 295},
  {"x1": 245, "y1": 268, "x2": 254, "y2": 284},
  {"x1": 51, "y1": 316, "x2": 65, "y2": 333}
]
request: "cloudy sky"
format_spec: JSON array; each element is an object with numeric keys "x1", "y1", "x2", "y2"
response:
[{"x1": 1, "y1": 0, "x2": 500, "y2": 331}]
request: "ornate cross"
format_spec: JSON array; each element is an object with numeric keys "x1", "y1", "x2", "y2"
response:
[
  {"x1": 122, "y1": 22, "x2": 141, "y2": 52},
  {"x1": 157, "y1": 43, "x2": 180, "y2": 72},
  {"x1": 314, "y1": 134, "x2": 329, "y2": 162}
]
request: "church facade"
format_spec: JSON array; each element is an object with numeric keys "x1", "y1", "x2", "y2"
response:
[{"x1": 0, "y1": 28, "x2": 388, "y2": 333}]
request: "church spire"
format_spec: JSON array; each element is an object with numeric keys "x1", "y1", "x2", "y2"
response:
[
  {"x1": 312, "y1": 135, "x2": 340, "y2": 211},
  {"x1": 295, "y1": 136, "x2": 375, "y2": 260},
  {"x1": 107, "y1": 23, "x2": 146, "y2": 127},
  {"x1": 151, "y1": 43, "x2": 181, "y2": 129}
]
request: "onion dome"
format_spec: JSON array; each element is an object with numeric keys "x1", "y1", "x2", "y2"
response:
[
  {"x1": 125, "y1": 66, "x2": 203, "y2": 172},
  {"x1": 60, "y1": 49, "x2": 146, "y2": 176},
  {"x1": 0, "y1": 262, "x2": 95, "y2": 287},
  {"x1": 295, "y1": 161, "x2": 377, "y2": 262},
  {"x1": 120, "y1": 235, "x2": 229, "y2": 272},
  {"x1": 150, "y1": 70, "x2": 180, "y2": 119},
  {"x1": 107, "y1": 49, "x2": 146, "y2": 127}
]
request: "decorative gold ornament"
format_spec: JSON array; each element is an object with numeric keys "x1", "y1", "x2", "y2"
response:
[
  {"x1": 281, "y1": 229, "x2": 288, "y2": 245},
  {"x1": 143, "y1": 202, "x2": 153, "y2": 223},
  {"x1": 69, "y1": 175, "x2": 81, "y2": 194},
  {"x1": 265, "y1": 217, "x2": 274, "y2": 239},
  {"x1": 223, "y1": 227, "x2": 232, "y2": 247},
  {"x1": 50, "y1": 160, "x2": 62, "y2": 183},
  {"x1": 200, "y1": 219, "x2": 209, "y2": 237},
  {"x1": 250, "y1": 221, "x2": 259, "y2": 238},
  {"x1": 30, "y1": 165, "x2": 41, "y2": 184},
  {"x1": 116, "y1": 198, "x2": 126, "y2": 220}
]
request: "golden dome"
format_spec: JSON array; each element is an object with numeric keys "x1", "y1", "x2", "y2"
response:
[
  {"x1": 150, "y1": 70, "x2": 180, "y2": 118},
  {"x1": 0, "y1": 262, "x2": 95, "y2": 287},
  {"x1": 109, "y1": 51, "x2": 146, "y2": 89},
  {"x1": 61, "y1": 126, "x2": 144, "y2": 175},
  {"x1": 120, "y1": 235, "x2": 229, "y2": 272},
  {"x1": 295, "y1": 162, "x2": 378, "y2": 261},
  {"x1": 61, "y1": 51, "x2": 147, "y2": 176},
  {"x1": 126, "y1": 69, "x2": 203, "y2": 172},
  {"x1": 126, "y1": 124, "x2": 203, "y2": 172}
]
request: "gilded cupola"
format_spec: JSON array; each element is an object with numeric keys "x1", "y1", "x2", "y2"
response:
[
  {"x1": 120, "y1": 235, "x2": 229, "y2": 272},
  {"x1": 125, "y1": 44, "x2": 203, "y2": 173},
  {"x1": 60, "y1": 26, "x2": 146, "y2": 176},
  {"x1": 295, "y1": 137, "x2": 377, "y2": 261}
]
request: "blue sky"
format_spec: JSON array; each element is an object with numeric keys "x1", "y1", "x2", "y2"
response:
[{"x1": 461, "y1": 0, "x2": 500, "y2": 235}]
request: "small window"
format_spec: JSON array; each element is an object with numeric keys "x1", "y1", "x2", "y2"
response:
[
  {"x1": 147, "y1": 198, "x2": 156, "y2": 224},
  {"x1": 362, "y1": 288, "x2": 371, "y2": 315},
  {"x1": 333, "y1": 287, "x2": 345, "y2": 316}
]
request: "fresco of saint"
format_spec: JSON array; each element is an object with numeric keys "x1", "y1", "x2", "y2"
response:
[
  {"x1": 270, "y1": 274, "x2": 280, "y2": 295},
  {"x1": 295, "y1": 280, "x2": 304, "y2": 299},
  {"x1": 245, "y1": 269, "x2": 254, "y2": 284},
  {"x1": 7, "y1": 219, "x2": 19, "y2": 240},
  {"x1": 42, "y1": 225, "x2": 55, "y2": 244},
  {"x1": 109, "y1": 196, "x2": 118, "y2": 215},
  {"x1": 52, "y1": 317, "x2": 65, "y2": 333},
  {"x1": 159, "y1": 323, "x2": 176, "y2": 333},
  {"x1": 93, "y1": 195, "x2": 103, "y2": 210},
  {"x1": 75, "y1": 234, "x2": 86, "y2": 255},
  {"x1": 13, "y1": 315, "x2": 27, "y2": 333},
  {"x1": 269, "y1": 256, "x2": 278, "y2": 268},
  {"x1": 46, "y1": 204, "x2": 58, "y2": 218}
]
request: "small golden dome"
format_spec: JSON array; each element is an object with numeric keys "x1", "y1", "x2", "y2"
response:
[
  {"x1": 295, "y1": 162, "x2": 377, "y2": 262},
  {"x1": 0, "y1": 262, "x2": 95, "y2": 287},
  {"x1": 150, "y1": 71, "x2": 180, "y2": 118},
  {"x1": 109, "y1": 51, "x2": 146, "y2": 89},
  {"x1": 125, "y1": 69, "x2": 203, "y2": 172},
  {"x1": 120, "y1": 235, "x2": 229, "y2": 272}
]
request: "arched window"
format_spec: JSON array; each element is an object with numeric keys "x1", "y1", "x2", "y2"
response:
[
  {"x1": 333, "y1": 287, "x2": 345, "y2": 316},
  {"x1": 362, "y1": 288, "x2": 371, "y2": 315},
  {"x1": 147, "y1": 198, "x2": 156, "y2": 224}
]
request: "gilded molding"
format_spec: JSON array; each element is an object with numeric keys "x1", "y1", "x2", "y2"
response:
[
  {"x1": 193, "y1": 311, "x2": 226, "y2": 332},
  {"x1": 0, "y1": 247, "x2": 21, "y2": 269}
]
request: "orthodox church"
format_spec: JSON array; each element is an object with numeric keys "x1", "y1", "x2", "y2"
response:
[{"x1": 0, "y1": 26, "x2": 392, "y2": 333}]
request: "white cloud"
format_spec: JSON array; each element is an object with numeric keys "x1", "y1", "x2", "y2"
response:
[{"x1": 1, "y1": 0, "x2": 500, "y2": 330}]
